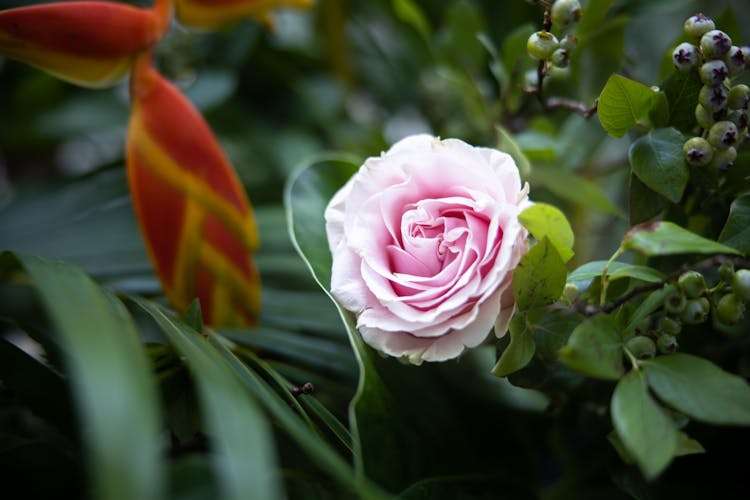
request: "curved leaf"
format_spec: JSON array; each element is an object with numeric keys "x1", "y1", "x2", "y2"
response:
[
  {"x1": 598, "y1": 74, "x2": 659, "y2": 138},
  {"x1": 628, "y1": 127, "x2": 688, "y2": 204},
  {"x1": 623, "y1": 221, "x2": 742, "y2": 256}
]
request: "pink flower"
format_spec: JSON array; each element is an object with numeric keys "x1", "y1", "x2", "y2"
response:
[{"x1": 325, "y1": 135, "x2": 531, "y2": 364}]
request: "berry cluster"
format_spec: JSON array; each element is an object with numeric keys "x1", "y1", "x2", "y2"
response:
[
  {"x1": 525, "y1": 0, "x2": 582, "y2": 85},
  {"x1": 673, "y1": 14, "x2": 750, "y2": 170},
  {"x1": 626, "y1": 265, "x2": 750, "y2": 361}
]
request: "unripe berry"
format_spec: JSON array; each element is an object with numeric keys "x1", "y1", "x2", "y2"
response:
[
  {"x1": 716, "y1": 293, "x2": 745, "y2": 325},
  {"x1": 708, "y1": 120, "x2": 739, "y2": 149},
  {"x1": 699, "y1": 60, "x2": 729, "y2": 86},
  {"x1": 563, "y1": 283, "x2": 579, "y2": 304},
  {"x1": 719, "y1": 261, "x2": 735, "y2": 281},
  {"x1": 680, "y1": 297, "x2": 710, "y2": 324},
  {"x1": 701, "y1": 30, "x2": 732, "y2": 59},
  {"x1": 727, "y1": 110, "x2": 748, "y2": 130},
  {"x1": 527, "y1": 31, "x2": 559, "y2": 60},
  {"x1": 551, "y1": 48, "x2": 570, "y2": 68},
  {"x1": 709, "y1": 146, "x2": 737, "y2": 170},
  {"x1": 660, "y1": 316, "x2": 682, "y2": 336},
  {"x1": 684, "y1": 14, "x2": 715, "y2": 39},
  {"x1": 699, "y1": 84, "x2": 728, "y2": 112},
  {"x1": 626, "y1": 336, "x2": 657, "y2": 360},
  {"x1": 672, "y1": 42, "x2": 699, "y2": 72},
  {"x1": 732, "y1": 269, "x2": 750, "y2": 301},
  {"x1": 725, "y1": 46, "x2": 746, "y2": 76},
  {"x1": 728, "y1": 84, "x2": 750, "y2": 110},
  {"x1": 664, "y1": 287, "x2": 687, "y2": 314},
  {"x1": 560, "y1": 34, "x2": 578, "y2": 52},
  {"x1": 551, "y1": 0, "x2": 582, "y2": 29},
  {"x1": 683, "y1": 136, "x2": 714, "y2": 166},
  {"x1": 657, "y1": 334, "x2": 679, "y2": 354},
  {"x1": 695, "y1": 104, "x2": 715, "y2": 129},
  {"x1": 678, "y1": 271, "x2": 707, "y2": 298}
]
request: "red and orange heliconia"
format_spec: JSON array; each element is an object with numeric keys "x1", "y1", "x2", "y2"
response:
[{"x1": 0, "y1": 0, "x2": 312, "y2": 326}]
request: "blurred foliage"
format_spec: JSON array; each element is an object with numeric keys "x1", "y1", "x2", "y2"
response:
[{"x1": 2, "y1": 0, "x2": 750, "y2": 499}]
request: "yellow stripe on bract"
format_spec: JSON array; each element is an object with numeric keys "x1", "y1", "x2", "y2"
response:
[
  {"x1": 209, "y1": 281, "x2": 233, "y2": 327},
  {"x1": 0, "y1": 33, "x2": 134, "y2": 88},
  {"x1": 129, "y1": 123, "x2": 259, "y2": 252},
  {"x1": 171, "y1": 198, "x2": 205, "y2": 309},
  {"x1": 199, "y1": 241, "x2": 260, "y2": 318}
]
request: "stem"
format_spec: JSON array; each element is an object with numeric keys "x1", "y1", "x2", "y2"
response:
[
  {"x1": 623, "y1": 346, "x2": 640, "y2": 371},
  {"x1": 599, "y1": 246, "x2": 625, "y2": 308}
]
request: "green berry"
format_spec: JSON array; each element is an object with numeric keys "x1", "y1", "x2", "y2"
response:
[
  {"x1": 708, "y1": 120, "x2": 739, "y2": 149},
  {"x1": 684, "y1": 14, "x2": 715, "y2": 39},
  {"x1": 664, "y1": 287, "x2": 687, "y2": 314},
  {"x1": 626, "y1": 336, "x2": 657, "y2": 360},
  {"x1": 657, "y1": 334, "x2": 679, "y2": 354},
  {"x1": 716, "y1": 293, "x2": 745, "y2": 325},
  {"x1": 701, "y1": 29, "x2": 732, "y2": 59},
  {"x1": 551, "y1": 0, "x2": 582, "y2": 29},
  {"x1": 563, "y1": 283, "x2": 579, "y2": 304},
  {"x1": 728, "y1": 84, "x2": 750, "y2": 110},
  {"x1": 660, "y1": 316, "x2": 682, "y2": 336},
  {"x1": 678, "y1": 271, "x2": 707, "y2": 298},
  {"x1": 727, "y1": 110, "x2": 748, "y2": 130},
  {"x1": 719, "y1": 260, "x2": 736, "y2": 281},
  {"x1": 709, "y1": 146, "x2": 737, "y2": 170},
  {"x1": 672, "y1": 42, "x2": 699, "y2": 72},
  {"x1": 699, "y1": 60, "x2": 729, "y2": 86},
  {"x1": 725, "y1": 46, "x2": 746, "y2": 76},
  {"x1": 560, "y1": 34, "x2": 578, "y2": 52},
  {"x1": 527, "y1": 31, "x2": 559, "y2": 60},
  {"x1": 732, "y1": 269, "x2": 750, "y2": 301},
  {"x1": 683, "y1": 136, "x2": 714, "y2": 166},
  {"x1": 699, "y1": 84, "x2": 728, "y2": 112},
  {"x1": 551, "y1": 48, "x2": 570, "y2": 68},
  {"x1": 681, "y1": 297, "x2": 710, "y2": 324},
  {"x1": 695, "y1": 104, "x2": 716, "y2": 129}
]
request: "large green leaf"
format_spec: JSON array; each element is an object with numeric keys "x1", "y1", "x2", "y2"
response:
[
  {"x1": 611, "y1": 370, "x2": 678, "y2": 479},
  {"x1": 6, "y1": 253, "x2": 164, "y2": 500},
  {"x1": 598, "y1": 74, "x2": 659, "y2": 138},
  {"x1": 628, "y1": 127, "x2": 688, "y2": 204},
  {"x1": 512, "y1": 237, "x2": 567, "y2": 311},
  {"x1": 132, "y1": 297, "x2": 283, "y2": 500},
  {"x1": 662, "y1": 69, "x2": 702, "y2": 133},
  {"x1": 642, "y1": 353, "x2": 750, "y2": 425},
  {"x1": 518, "y1": 203, "x2": 574, "y2": 262},
  {"x1": 719, "y1": 194, "x2": 750, "y2": 254},
  {"x1": 559, "y1": 314, "x2": 624, "y2": 380},
  {"x1": 622, "y1": 221, "x2": 742, "y2": 256},
  {"x1": 629, "y1": 172, "x2": 668, "y2": 225},
  {"x1": 492, "y1": 314, "x2": 536, "y2": 377},
  {"x1": 567, "y1": 260, "x2": 664, "y2": 284}
]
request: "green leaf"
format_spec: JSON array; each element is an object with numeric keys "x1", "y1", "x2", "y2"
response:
[
  {"x1": 598, "y1": 74, "x2": 659, "y2": 137},
  {"x1": 567, "y1": 260, "x2": 664, "y2": 284},
  {"x1": 629, "y1": 172, "x2": 667, "y2": 225},
  {"x1": 496, "y1": 125, "x2": 531, "y2": 177},
  {"x1": 611, "y1": 370, "x2": 678, "y2": 480},
  {"x1": 558, "y1": 315, "x2": 624, "y2": 380},
  {"x1": 132, "y1": 298, "x2": 283, "y2": 500},
  {"x1": 622, "y1": 221, "x2": 742, "y2": 256},
  {"x1": 675, "y1": 431, "x2": 705, "y2": 457},
  {"x1": 642, "y1": 353, "x2": 750, "y2": 425},
  {"x1": 719, "y1": 194, "x2": 750, "y2": 254},
  {"x1": 529, "y1": 164, "x2": 622, "y2": 216},
  {"x1": 392, "y1": 0, "x2": 431, "y2": 40},
  {"x1": 628, "y1": 127, "x2": 688, "y2": 203},
  {"x1": 512, "y1": 237, "x2": 567, "y2": 311},
  {"x1": 624, "y1": 286, "x2": 672, "y2": 335},
  {"x1": 492, "y1": 315, "x2": 536, "y2": 377},
  {"x1": 518, "y1": 203, "x2": 574, "y2": 262},
  {"x1": 9, "y1": 253, "x2": 164, "y2": 500},
  {"x1": 662, "y1": 69, "x2": 702, "y2": 133}
]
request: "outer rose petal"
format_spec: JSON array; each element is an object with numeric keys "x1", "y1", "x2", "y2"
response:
[{"x1": 325, "y1": 135, "x2": 530, "y2": 364}]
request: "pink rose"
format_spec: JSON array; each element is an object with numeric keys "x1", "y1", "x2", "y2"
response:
[{"x1": 325, "y1": 135, "x2": 530, "y2": 364}]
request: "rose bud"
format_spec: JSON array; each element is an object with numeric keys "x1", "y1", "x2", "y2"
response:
[
  {"x1": 127, "y1": 54, "x2": 260, "y2": 326},
  {"x1": 174, "y1": 0, "x2": 312, "y2": 29},
  {"x1": 325, "y1": 135, "x2": 531, "y2": 364}
]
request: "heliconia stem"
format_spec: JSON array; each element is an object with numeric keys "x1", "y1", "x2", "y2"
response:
[
  {"x1": 0, "y1": 1, "x2": 169, "y2": 88},
  {"x1": 127, "y1": 52, "x2": 261, "y2": 326}
]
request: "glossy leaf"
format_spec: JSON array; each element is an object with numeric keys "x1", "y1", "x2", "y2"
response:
[
  {"x1": 628, "y1": 127, "x2": 688, "y2": 204},
  {"x1": 611, "y1": 370, "x2": 678, "y2": 479},
  {"x1": 559, "y1": 314, "x2": 624, "y2": 380},
  {"x1": 598, "y1": 74, "x2": 659, "y2": 137},
  {"x1": 718, "y1": 194, "x2": 750, "y2": 254},
  {"x1": 518, "y1": 203, "x2": 574, "y2": 262},
  {"x1": 622, "y1": 221, "x2": 742, "y2": 256},
  {"x1": 567, "y1": 260, "x2": 664, "y2": 284},
  {"x1": 662, "y1": 69, "x2": 701, "y2": 133},
  {"x1": 174, "y1": 0, "x2": 313, "y2": 29},
  {"x1": 629, "y1": 172, "x2": 667, "y2": 225},
  {"x1": 492, "y1": 314, "x2": 536, "y2": 377},
  {"x1": 512, "y1": 237, "x2": 567, "y2": 311},
  {"x1": 127, "y1": 56, "x2": 260, "y2": 326},
  {"x1": 0, "y1": 1, "x2": 169, "y2": 88},
  {"x1": 642, "y1": 353, "x2": 750, "y2": 425},
  {"x1": 7, "y1": 253, "x2": 165, "y2": 500}
]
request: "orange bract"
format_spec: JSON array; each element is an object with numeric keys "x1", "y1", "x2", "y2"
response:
[
  {"x1": 174, "y1": 0, "x2": 313, "y2": 29},
  {"x1": 127, "y1": 55, "x2": 260, "y2": 326},
  {"x1": 0, "y1": 1, "x2": 170, "y2": 88}
]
